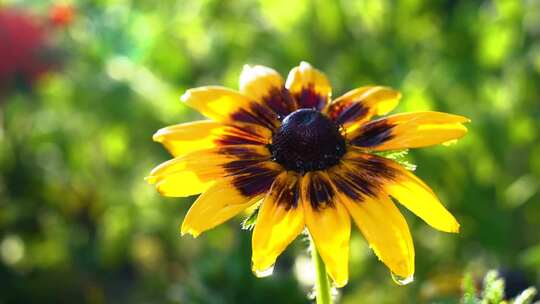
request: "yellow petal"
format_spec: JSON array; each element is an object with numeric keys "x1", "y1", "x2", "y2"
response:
[
  {"x1": 153, "y1": 120, "x2": 271, "y2": 157},
  {"x1": 147, "y1": 152, "x2": 224, "y2": 197},
  {"x1": 240, "y1": 65, "x2": 284, "y2": 101},
  {"x1": 387, "y1": 166, "x2": 460, "y2": 233},
  {"x1": 181, "y1": 86, "x2": 251, "y2": 120},
  {"x1": 341, "y1": 150, "x2": 460, "y2": 233},
  {"x1": 340, "y1": 194, "x2": 415, "y2": 279},
  {"x1": 326, "y1": 86, "x2": 401, "y2": 131},
  {"x1": 285, "y1": 61, "x2": 331, "y2": 110},
  {"x1": 147, "y1": 145, "x2": 270, "y2": 197},
  {"x1": 351, "y1": 111, "x2": 470, "y2": 150},
  {"x1": 240, "y1": 64, "x2": 297, "y2": 116},
  {"x1": 153, "y1": 175, "x2": 214, "y2": 198},
  {"x1": 181, "y1": 178, "x2": 262, "y2": 237},
  {"x1": 181, "y1": 86, "x2": 279, "y2": 130},
  {"x1": 302, "y1": 172, "x2": 350, "y2": 287},
  {"x1": 153, "y1": 121, "x2": 221, "y2": 157},
  {"x1": 252, "y1": 172, "x2": 304, "y2": 273}
]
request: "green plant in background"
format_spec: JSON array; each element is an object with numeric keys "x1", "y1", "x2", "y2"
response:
[{"x1": 462, "y1": 271, "x2": 538, "y2": 304}]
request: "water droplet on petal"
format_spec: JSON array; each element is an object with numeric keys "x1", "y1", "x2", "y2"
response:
[
  {"x1": 307, "y1": 286, "x2": 339, "y2": 300},
  {"x1": 330, "y1": 281, "x2": 342, "y2": 290},
  {"x1": 307, "y1": 289, "x2": 316, "y2": 300},
  {"x1": 391, "y1": 272, "x2": 414, "y2": 286},
  {"x1": 331, "y1": 286, "x2": 339, "y2": 296},
  {"x1": 253, "y1": 264, "x2": 274, "y2": 278}
]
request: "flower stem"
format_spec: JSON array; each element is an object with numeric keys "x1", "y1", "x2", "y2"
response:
[{"x1": 310, "y1": 237, "x2": 332, "y2": 304}]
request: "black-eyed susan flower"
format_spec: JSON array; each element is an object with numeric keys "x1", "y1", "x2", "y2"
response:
[{"x1": 147, "y1": 62, "x2": 469, "y2": 288}]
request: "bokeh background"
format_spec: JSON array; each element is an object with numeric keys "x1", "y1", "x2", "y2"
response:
[{"x1": 1, "y1": 0, "x2": 540, "y2": 303}]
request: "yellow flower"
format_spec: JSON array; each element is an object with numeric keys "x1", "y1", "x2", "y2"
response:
[{"x1": 147, "y1": 62, "x2": 469, "y2": 287}]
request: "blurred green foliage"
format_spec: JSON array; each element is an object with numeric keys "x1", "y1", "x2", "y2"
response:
[
  {"x1": 1, "y1": 0, "x2": 540, "y2": 303},
  {"x1": 462, "y1": 271, "x2": 537, "y2": 304}
]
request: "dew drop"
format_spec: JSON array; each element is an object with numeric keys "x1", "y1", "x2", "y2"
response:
[
  {"x1": 308, "y1": 286, "x2": 339, "y2": 300},
  {"x1": 391, "y1": 272, "x2": 414, "y2": 286},
  {"x1": 307, "y1": 289, "x2": 316, "y2": 300},
  {"x1": 253, "y1": 264, "x2": 274, "y2": 278}
]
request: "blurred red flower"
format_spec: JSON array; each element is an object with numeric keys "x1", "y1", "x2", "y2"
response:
[
  {"x1": 0, "y1": 7, "x2": 63, "y2": 96},
  {"x1": 49, "y1": 4, "x2": 75, "y2": 27}
]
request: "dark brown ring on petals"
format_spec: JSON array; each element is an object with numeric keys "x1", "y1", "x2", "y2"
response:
[
  {"x1": 332, "y1": 154, "x2": 398, "y2": 203},
  {"x1": 306, "y1": 173, "x2": 335, "y2": 210},
  {"x1": 294, "y1": 83, "x2": 328, "y2": 110},
  {"x1": 334, "y1": 103, "x2": 369, "y2": 126},
  {"x1": 262, "y1": 86, "x2": 297, "y2": 119},
  {"x1": 275, "y1": 176, "x2": 301, "y2": 210},
  {"x1": 227, "y1": 165, "x2": 280, "y2": 197},
  {"x1": 219, "y1": 146, "x2": 278, "y2": 197},
  {"x1": 230, "y1": 102, "x2": 280, "y2": 131},
  {"x1": 350, "y1": 119, "x2": 395, "y2": 147},
  {"x1": 214, "y1": 124, "x2": 270, "y2": 146}
]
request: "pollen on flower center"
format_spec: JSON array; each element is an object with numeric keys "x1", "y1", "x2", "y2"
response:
[{"x1": 269, "y1": 108, "x2": 346, "y2": 173}]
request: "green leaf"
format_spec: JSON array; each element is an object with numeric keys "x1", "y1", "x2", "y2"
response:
[
  {"x1": 481, "y1": 270, "x2": 505, "y2": 304},
  {"x1": 373, "y1": 149, "x2": 417, "y2": 171},
  {"x1": 462, "y1": 272, "x2": 480, "y2": 304},
  {"x1": 241, "y1": 204, "x2": 260, "y2": 231}
]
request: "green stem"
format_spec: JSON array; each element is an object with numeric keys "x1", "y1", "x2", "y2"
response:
[{"x1": 310, "y1": 237, "x2": 332, "y2": 304}]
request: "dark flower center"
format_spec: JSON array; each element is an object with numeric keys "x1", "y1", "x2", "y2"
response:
[{"x1": 269, "y1": 109, "x2": 346, "y2": 173}]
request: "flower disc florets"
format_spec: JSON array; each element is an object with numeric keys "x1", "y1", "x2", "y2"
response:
[{"x1": 270, "y1": 108, "x2": 346, "y2": 173}]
